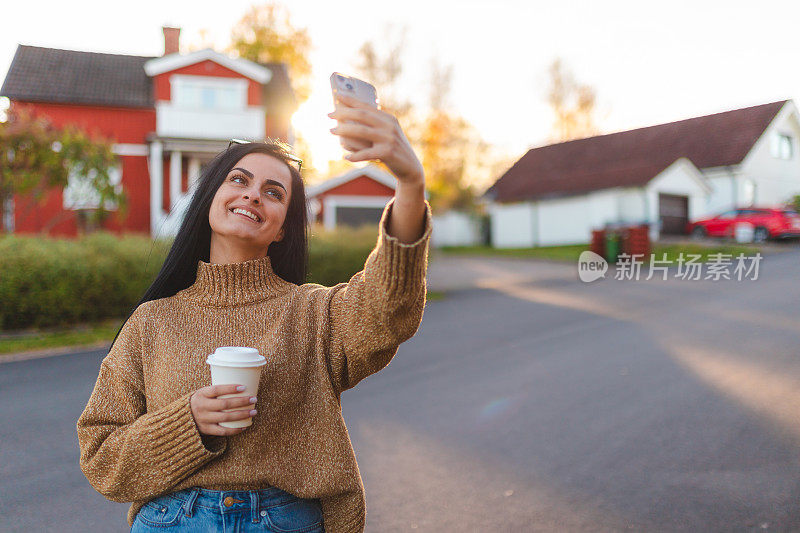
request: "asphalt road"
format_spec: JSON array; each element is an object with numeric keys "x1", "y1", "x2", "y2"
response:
[{"x1": 2, "y1": 248, "x2": 799, "y2": 532}]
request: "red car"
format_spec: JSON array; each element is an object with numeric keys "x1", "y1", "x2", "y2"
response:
[{"x1": 686, "y1": 207, "x2": 800, "y2": 242}]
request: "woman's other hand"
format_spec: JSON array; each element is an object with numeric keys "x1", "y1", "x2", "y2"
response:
[
  {"x1": 328, "y1": 94, "x2": 425, "y2": 187},
  {"x1": 190, "y1": 385, "x2": 257, "y2": 436}
]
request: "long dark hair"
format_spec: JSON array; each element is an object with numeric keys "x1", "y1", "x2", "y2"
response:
[{"x1": 111, "y1": 141, "x2": 308, "y2": 346}]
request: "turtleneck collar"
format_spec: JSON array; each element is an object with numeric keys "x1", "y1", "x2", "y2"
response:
[{"x1": 179, "y1": 254, "x2": 292, "y2": 306}]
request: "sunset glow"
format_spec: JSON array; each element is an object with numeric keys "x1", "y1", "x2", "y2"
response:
[{"x1": 291, "y1": 79, "x2": 343, "y2": 173}]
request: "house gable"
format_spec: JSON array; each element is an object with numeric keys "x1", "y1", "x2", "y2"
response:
[
  {"x1": 648, "y1": 158, "x2": 713, "y2": 196},
  {"x1": 152, "y1": 60, "x2": 263, "y2": 106},
  {"x1": 738, "y1": 100, "x2": 800, "y2": 206},
  {"x1": 306, "y1": 165, "x2": 397, "y2": 198},
  {"x1": 143, "y1": 48, "x2": 271, "y2": 84},
  {"x1": 740, "y1": 100, "x2": 799, "y2": 170},
  {"x1": 485, "y1": 100, "x2": 787, "y2": 203},
  {"x1": 320, "y1": 175, "x2": 395, "y2": 197}
]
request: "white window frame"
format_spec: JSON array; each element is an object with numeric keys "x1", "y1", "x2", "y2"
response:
[
  {"x1": 770, "y1": 131, "x2": 794, "y2": 160},
  {"x1": 170, "y1": 74, "x2": 248, "y2": 111},
  {"x1": 63, "y1": 164, "x2": 123, "y2": 210}
]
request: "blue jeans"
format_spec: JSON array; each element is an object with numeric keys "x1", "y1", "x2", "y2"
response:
[{"x1": 130, "y1": 486, "x2": 325, "y2": 533}]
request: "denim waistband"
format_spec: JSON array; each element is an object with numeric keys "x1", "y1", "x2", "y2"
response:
[{"x1": 163, "y1": 486, "x2": 308, "y2": 525}]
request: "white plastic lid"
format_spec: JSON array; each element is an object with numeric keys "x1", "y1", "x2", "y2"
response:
[{"x1": 206, "y1": 346, "x2": 266, "y2": 368}]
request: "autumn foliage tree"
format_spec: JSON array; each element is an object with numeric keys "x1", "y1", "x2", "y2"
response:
[
  {"x1": 546, "y1": 57, "x2": 600, "y2": 142},
  {"x1": 352, "y1": 24, "x2": 413, "y2": 124},
  {"x1": 230, "y1": 2, "x2": 313, "y2": 105},
  {"x1": 351, "y1": 30, "x2": 493, "y2": 214},
  {"x1": 417, "y1": 58, "x2": 488, "y2": 214},
  {"x1": 0, "y1": 108, "x2": 124, "y2": 233}
]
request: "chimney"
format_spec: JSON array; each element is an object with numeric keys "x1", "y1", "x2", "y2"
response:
[{"x1": 162, "y1": 26, "x2": 181, "y2": 56}]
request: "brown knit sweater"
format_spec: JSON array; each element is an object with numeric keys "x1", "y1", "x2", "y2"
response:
[{"x1": 76, "y1": 197, "x2": 432, "y2": 533}]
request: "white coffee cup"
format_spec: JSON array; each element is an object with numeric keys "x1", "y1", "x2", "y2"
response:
[{"x1": 206, "y1": 347, "x2": 266, "y2": 428}]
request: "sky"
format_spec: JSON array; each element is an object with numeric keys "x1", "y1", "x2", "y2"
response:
[{"x1": 3, "y1": 0, "x2": 800, "y2": 188}]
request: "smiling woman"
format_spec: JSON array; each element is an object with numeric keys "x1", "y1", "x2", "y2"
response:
[
  {"x1": 77, "y1": 100, "x2": 433, "y2": 533},
  {"x1": 208, "y1": 152, "x2": 295, "y2": 264}
]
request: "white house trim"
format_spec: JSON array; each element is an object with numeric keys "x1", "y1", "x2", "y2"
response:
[
  {"x1": 154, "y1": 101, "x2": 266, "y2": 140},
  {"x1": 143, "y1": 48, "x2": 272, "y2": 84},
  {"x1": 112, "y1": 143, "x2": 149, "y2": 156},
  {"x1": 652, "y1": 157, "x2": 714, "y2": 195},
  {"x1": 306, "y1": 164, "x2": 397, "y2": 197},
  {"x1": 169, "y1": 150, "x2": 182, "y2": 210},
  {"x1": 149, "y1": 141, "x2": 165, "y2": 237},
  {"x1": 322, "y1": 195, "x2": 393, "y2": 230},
  {"x1": 188, "y1": 157, "x2": 201, "y2": 190}
]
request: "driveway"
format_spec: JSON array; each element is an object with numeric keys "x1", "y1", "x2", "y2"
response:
[{"x1": 2, "y1": 248, "x2": 799, "y2": 531}]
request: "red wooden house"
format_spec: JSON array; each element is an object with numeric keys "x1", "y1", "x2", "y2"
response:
[
  {"x1": 0, "y1": 27, "x2": 297, "y2": 237},
  {"x1": 305, "y1": 165, "x2": 398, "y2": 229}
]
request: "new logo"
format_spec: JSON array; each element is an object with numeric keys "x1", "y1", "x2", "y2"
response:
[{"x1": 578, "y1": 251, "x2": 608, "y2": 282}]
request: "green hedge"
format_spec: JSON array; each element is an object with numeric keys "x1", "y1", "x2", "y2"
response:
[
  {"x1": 306, "y1": 223, "x2": 380, "y2": 286},
  {"x1": 0, "y1": 222, "x2": 382, "y2": 331}
]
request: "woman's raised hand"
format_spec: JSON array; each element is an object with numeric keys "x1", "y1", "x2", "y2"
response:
[
  {"x1": 328, "y1": 94, "x2": 425, "y2": 187},
  {"x1": 190, "y1": 385, "x2": 257, "y2": 436}
]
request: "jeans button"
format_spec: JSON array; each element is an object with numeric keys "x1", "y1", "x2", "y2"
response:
[
  {"x1": 224, "y1": 497, "x2": 235, "y2": 507},
  {"x1": 260, "y1": 510, "x2": 267, "y2": 517}
]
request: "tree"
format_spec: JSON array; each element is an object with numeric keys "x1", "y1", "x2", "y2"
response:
[
  {"x1": 341, "y1": 25, "x2": 415, "y2": 178},
  {"x1": 230, "y1": 2, "x2": 313, "y2": 105},
  {"x1": 546, "y1": 57, "x2": 600, "y2": 142},
  {"x1": 349, "y1": 33, "x2": 504, "y2": 214},
  {"x1": 0, "y1": 107, "x2": 125, "y2": 233},
  {"x1": 417, "y1": 57, "x2": 488, "y2": 214},
  {"x1": 352, "y1": 23, "x2": 413, "y2": 123}
]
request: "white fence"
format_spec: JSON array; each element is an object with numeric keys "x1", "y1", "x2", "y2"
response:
[{"x1": 432, "y1": 210, "x2": 484, "y2": 247}]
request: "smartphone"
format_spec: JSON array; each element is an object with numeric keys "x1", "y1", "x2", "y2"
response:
[{"x1": 330, "y1": 72, "x2": 378, "y2": 108}]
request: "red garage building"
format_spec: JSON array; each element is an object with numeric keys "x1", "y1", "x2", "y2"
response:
[{"x1": 0, "y1": 27, "x2": 297, "y2": 237}]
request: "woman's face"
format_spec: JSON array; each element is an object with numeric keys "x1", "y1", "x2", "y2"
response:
[{"x1": 208, "y1": 153, "x2": 293, "y2": 259}]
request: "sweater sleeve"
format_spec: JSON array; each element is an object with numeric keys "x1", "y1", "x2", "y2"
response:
[
  {"x1": 76, "y1": 308, "x2": 227, "y2": 503},
  {"x1": 325, "y1": 197, "x2": 433, "y2": 395}
]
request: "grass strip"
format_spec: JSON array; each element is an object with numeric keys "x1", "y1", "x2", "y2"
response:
[
  {"x1": 438, "y1": 243, "x2": 761, "y2": 263},
  {"x1": 0, "y1": 318, "x2": 123, "y2": 355}
]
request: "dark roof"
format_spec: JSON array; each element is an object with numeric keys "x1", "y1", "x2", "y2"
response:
[
  {"x1": 1, "y1": 45, "x2": 155, "y2": 108},
  {"x1": 484, "y1": 100, "x2": 788, "y2": 203},
  {"x1": 1, "y1": 45, "x2": 298, "y2": 111}
]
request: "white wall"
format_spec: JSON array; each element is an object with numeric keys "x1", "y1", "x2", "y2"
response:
[
  {"x1": 432, "y1": 210, "x2": 482, "y2": 247},
  {"x1": 536, "y1": 190, "x2": 619, "y2": 246},
  {"x1": 700, "y1": 167, "x2": 738, "y2": 215},
  {"x1": 489, "y1": 188, "x2": 647, "y2": 248},
  {"x1": 646, "y1": 158, "x2": 712, "y2": 239},
  {"x1": 489, "y1": 202, "x2": 536, "y2": 248},
  {"x1": 617, "y1": 189, "x2": 648, "y2": 223},
  {"x1": 740, "y1": 103, "x2": 800, "y2": 207},
  {"x1": 155, "y1": 102, "x2": 266, "y2": 140}
]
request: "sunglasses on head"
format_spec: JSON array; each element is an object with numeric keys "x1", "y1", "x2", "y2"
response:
[{"x1": 227, "y1": 138, "x2": 303, "y2": 173}]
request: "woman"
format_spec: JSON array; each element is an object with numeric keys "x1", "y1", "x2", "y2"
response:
[{"x1": 76, "y1": 94, "x2": 432, "y2": 533}]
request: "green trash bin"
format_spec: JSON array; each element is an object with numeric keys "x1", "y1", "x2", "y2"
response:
[{"x1": 604, "y1": 231, "x2": 619, "y2": 263}]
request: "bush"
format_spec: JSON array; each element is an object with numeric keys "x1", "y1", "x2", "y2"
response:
[
  {"x1": 0, "y1": 232, "x2": 170, "y2": 330},
  {"x1": 791, "y1": 194, "x2": 800, "y2": 213},
  {"x1": 306, "y1": 222, "x2": 379, "y2": 286},
  {"x1": 0, "y1": 223, "x2": 382, "y2": 331}
]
